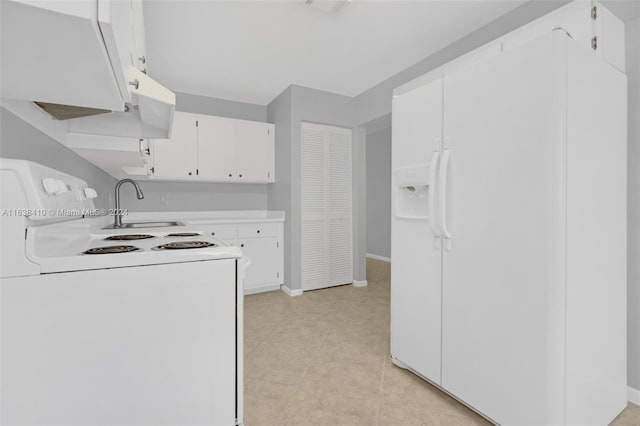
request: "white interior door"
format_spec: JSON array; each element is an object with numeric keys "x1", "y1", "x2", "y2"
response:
[
  {"x1": 151, "y1": 112, "x2": 197, "y2": 179},
  {"x1": 301, "y1": 122, "x2": 352, "y2": 291},
  {"x1": 441, "y1": 33, "x2": 567, "y2": 425},
  {"x1": 327, "y1": 128, "x2": 353, "y2": 286},
  {"x1": 390, "y1": 78, "x2": 443, "y2": 385},
  {"x1": 197, "y1": 115, "x2": 237, "y2": 181}
]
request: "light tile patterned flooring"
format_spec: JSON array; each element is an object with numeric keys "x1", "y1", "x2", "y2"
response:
[{"x1": 243, "y1": 258, "x2": 640, "y2": 426}]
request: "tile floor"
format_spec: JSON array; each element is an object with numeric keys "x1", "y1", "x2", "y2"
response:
[{"x1": 243, "y1": 258, "x2": 640, "y2": 426}]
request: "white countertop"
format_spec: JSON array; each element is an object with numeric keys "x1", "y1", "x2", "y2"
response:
[{"x1": 120, "y1": 210, "x2": 285, "y2": 225}]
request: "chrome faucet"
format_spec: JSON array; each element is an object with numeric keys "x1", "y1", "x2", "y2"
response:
[{"x1": 113, "y1": 179, "x2": 144, "y2": 228}]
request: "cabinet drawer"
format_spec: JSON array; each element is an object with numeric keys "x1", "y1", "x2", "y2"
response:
[
  {"x1": 206, "y1": 225, "x2": 237, "y2": 240},
  {"x1": 237, "y1": 223, "x2": 280, "y2": 238}
]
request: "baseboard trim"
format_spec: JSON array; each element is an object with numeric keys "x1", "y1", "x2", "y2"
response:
[
  {"x1": 366, "y1": 253, "x2": 391, "y2": 262},
  {"x1": 391, "y1": 357, "x2": 410, "y2": 370},
  {"x1": 629, "y1": 386, "x2": 640, "y2": 405},
  {"x1": 353, "y1": 279, "x2": 368, "y2": 288},
  {"x1": 244, "y1": 284, "x2": 281, "y2": 295},
  {"x1": 280, "y1": 285, "x2": 303, "y2": 297}
]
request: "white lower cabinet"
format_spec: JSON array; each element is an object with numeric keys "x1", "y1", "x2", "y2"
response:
[
  {"x1": 204, "y1": 221, "x2": 283, "y2": 294},
  {"x1": 238, "y1": 237, "x2": 282, "y2": 293}
]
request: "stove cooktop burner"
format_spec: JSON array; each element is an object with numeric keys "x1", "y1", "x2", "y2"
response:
[
  {"x1": 153, "y1": 241, "x2": 216, "y2": 250},
  {"x1": 104, "y1": 234, "x2": 155, "y2": 241},
  {"x1": 166, "y1": 232, "x2": 201, "y2": 237},
  {"x1": 83, "y1": 245, "x2": 141, "y2": 255}
]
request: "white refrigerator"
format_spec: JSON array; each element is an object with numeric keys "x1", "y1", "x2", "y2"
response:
[{"x1": 390, "y1": 29, "x2": 627, "y2": 425}]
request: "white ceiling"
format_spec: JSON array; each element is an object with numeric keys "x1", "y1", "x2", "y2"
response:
[{"x1": 143, "y1": 0, "x2": 529, "y2": 105}]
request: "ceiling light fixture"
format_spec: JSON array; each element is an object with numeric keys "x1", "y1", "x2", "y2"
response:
[{"x1": 304, "y1": 0, "x2": 352, "y2": 16}]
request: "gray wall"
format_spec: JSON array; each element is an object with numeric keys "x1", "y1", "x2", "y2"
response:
[
  {"x1": 175, "y1": 92, "x2": 267, "y2": 121},
  {"x1": 268, "y1": 85, "x2": 366, "y2": 290},
  {"x1": 119, "y1": 180, "x2": 268, "y2": 212},
  {"x1": 626, "y1": 16, "x2": 640, "y2": 392},
  {"x1": 267, "y1": 86, "x2": 294, "y2": 288},
  {"x1": 120, "y1": 92, "x2": 270, "y2": 212},
  {"x1": 0, "y1": 107, "x2": 117, "y2": 209},
  {"x1": 365, "y1": 126, "x2": 392, "y2": 259}
]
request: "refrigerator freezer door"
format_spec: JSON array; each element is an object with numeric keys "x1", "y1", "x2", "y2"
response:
[
  {"x1": 441, "y1": 32, "x2": 567, "y2": 425},
  {"x1": 391, "y1": 78, "x2": 443, "y2": 384}
]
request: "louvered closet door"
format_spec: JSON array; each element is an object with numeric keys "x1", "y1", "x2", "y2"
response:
[
  {"x1": 301, "y1": 122, "x2": 352, "y2": 291},
  {"x1": 327, "y1": 130, "x2": 352, "y2": 285},
  {"x1": 301, "y1": 124, "x2": 328, "y2": 290}
]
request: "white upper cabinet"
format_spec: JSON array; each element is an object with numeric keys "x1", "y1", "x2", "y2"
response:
[
  {"x1": 237, "y1": 120, "x2": 275, "y2": 182},
  {"x1": 97, "y1": 0, "x2": 136, "y2": 105},
  {"x1": 198, "y1": 116, "x2": 238, "y2": 181},
  {"x1": 150, "y1": 113, "x2": 198, "y2": 179},
  {"x1": 150, "y1": 112, "x2": 275, "y2": 183},
  {"x1": 130, "y1": 0, "x2": 147, "y2": 73}
]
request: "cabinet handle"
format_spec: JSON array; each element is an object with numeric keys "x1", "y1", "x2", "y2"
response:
[
  {"x1": 188, "y1": 172, "x2": 192, "y2": 176},
  {"x1": 228, "y1": 173, "x2": 233, "y2": 177},
  {"x1": 239, "y1": 174, "x2": 243, "y2": 178},
  {"x1": 240, "y1": 243, "x2": 245, "y2": 248},
  {"x1": 138, "y1": 56, "x2": 146, "y2": 64},
  {"x1": 211, "y1": 232, "x2": 216, "y2": 235},
  {"x1": 256, "y1": 230, "x2": 260, "y2": 234},
  {"x1": 129, "y1": 79, "x2": 139, "y2": 90}
]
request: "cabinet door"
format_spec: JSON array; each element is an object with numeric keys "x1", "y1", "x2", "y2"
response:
[
  {"x1": 239, "y1": 237, "x2": 280, "y2": 291},
  {"x1": 130, "y1": 0, "x2": 147, "y2": 73},
  {"x1": 197, "y1": 116, "x2": 237, "y2": 181},
  {"x1": 151, "y1": 112, "x2": 197, "y2": 179},
  {"x1": 390, "y1": 79, "x2": 443, "y2": 386},
  {"x1": 97, "y1": 0, "x2": 134, "y2": 103},
  {"x1": 237, "y1": 120, "x2": 274, "y2": 182}
]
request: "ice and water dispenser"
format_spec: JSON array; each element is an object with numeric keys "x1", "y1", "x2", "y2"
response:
[{"x1": 394, "y1": 163, "x2": 431, "y2": 220}]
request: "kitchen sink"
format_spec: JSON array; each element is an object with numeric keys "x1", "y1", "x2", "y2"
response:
[{"x1": 103, "y1": 221, "x2": 185, "y2": 229}]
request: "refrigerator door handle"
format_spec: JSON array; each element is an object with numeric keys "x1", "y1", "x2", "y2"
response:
[
  {"x1": 439, "y1": 149, "x2": 452, "y2": 239},
  {"x1": 428, "y1": 150, "x2": 441, "y2": 237}
]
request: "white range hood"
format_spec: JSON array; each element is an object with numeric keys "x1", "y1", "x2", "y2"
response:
[{"x1": 0, "y1": 0, "x2": 175, "y2": 138}]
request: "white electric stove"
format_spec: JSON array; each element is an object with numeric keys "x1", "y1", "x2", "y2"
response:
[{"x1": 0, "y1": 158, "x2": 245, "y2": 426}]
